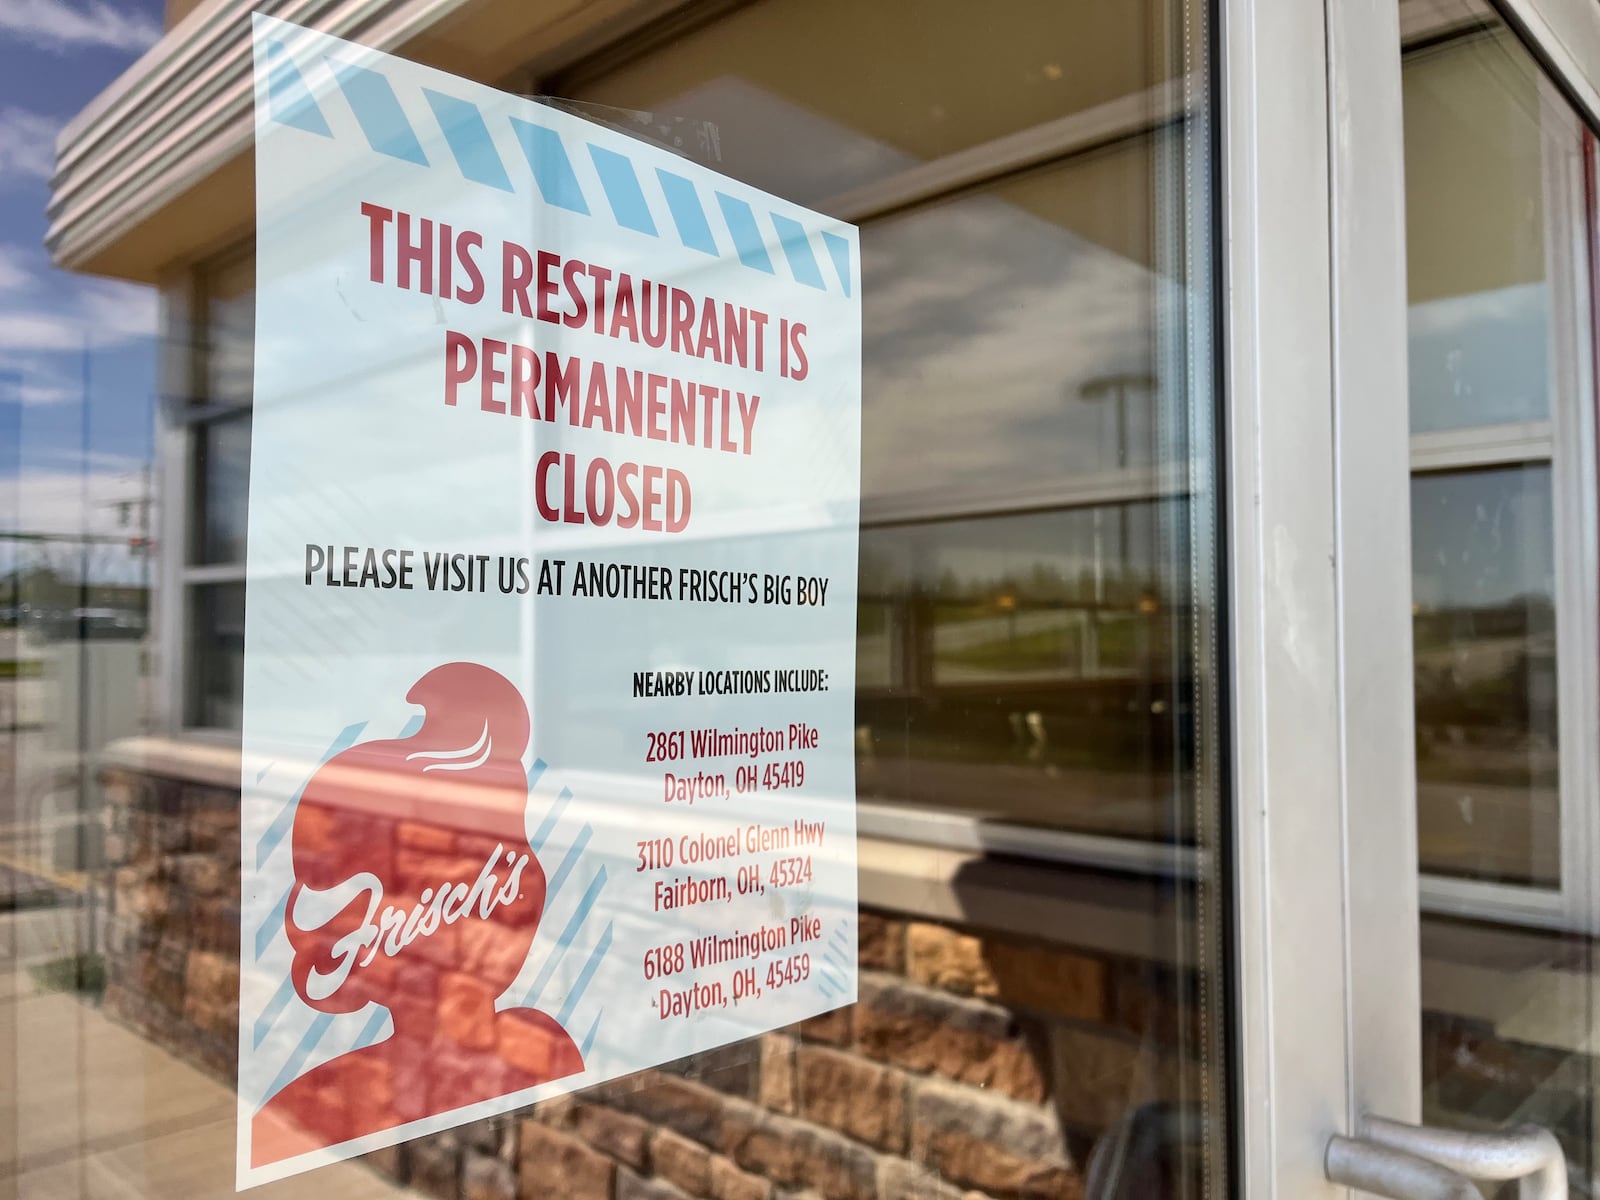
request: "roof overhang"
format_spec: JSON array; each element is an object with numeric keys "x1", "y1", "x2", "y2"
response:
[{"x1": 46, "y1": 0, "x2": 682, "y2": 282}]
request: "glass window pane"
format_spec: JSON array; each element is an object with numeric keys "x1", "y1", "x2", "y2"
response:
[
  {"x1": 862, "y1": 140, "x2": 1164, "y2": 506},
  {"x1": 192, "y1": 254, "x2": 256, "y2": 566},
  {"x1": 859, "y1": 500, "x2": 1188, "y2": 842},
  {"x1": 193, "y1": 415, "x2": 251, "y2": 565},
  {"x1": 189, "y1": 582, "x2": 244, "y2": 730},
  {"x1": 1404, "y1": 29, "x2": 1551, "y2": 433},
  {"x1": 556, "y1": 6, "x2": 1228, "y2": 1193},
  {"x1": 1411, "y1": 465, "x2": 1558, "y2": 886}
]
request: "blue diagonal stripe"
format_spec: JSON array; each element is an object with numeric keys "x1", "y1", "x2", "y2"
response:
[
  {"x1": 398, "y1": 713, "x2": 424, "y2": 738},
  {"x1": 265, "y1": 42, "x2": 331, "y2": 137},
  {"x1": 256, "y1": 720, "x2": 367, "y2": 869},
  {"x1": 527, "y1": 757, "x2": 547, "y2": 789},
  {"x1": 816, "y1": 978, "x2": 837, "y2": 1000},
  {"x1": 523, "y1": 866, "x2": 607, "y2": 1007},
  {"x1": 254, "y1": 799, "x2": 297, "y2": 871},
  {"x1": 716, "y1": 193, "x2": 774, "y2": 273},
  {"x1": 821, "y1": 231, "x2": 853, "y2": 298},
  {"x1": 770, "y1": 215, "x2": 825, "y2": 290},
  {"x1": 509, "y1": 119, "x2": 589, "y2": 214},
  {"x1": 529, "y1": 786, "x2": 572, "y2": 854},
  {"x1": 351, "y1": 1007, "x2": 392, "y2": 1050},
  {"x1": 579, "y1": 1007, "x2": 604, "y2": 1058},
  {"x1": 545, "y1": 825, "x2": 592, "y2": 905},
  {"x1": 424, "y1": 89, "x2": 512, "y2": 192},
  {"x1": 261, "y1": 1012, "x2": 334, "y2": 1104},
  {"x1": 332, "y1": 61, "x2": 428, "y2": 165},
  {"x1": 587, "y1": 145, "x2": 657, "y2": 235},
  {"x1": 253, "y1": 975, "x2": 297, "y2": 1049},
  {"x1": 556, "y1": 921, "x2": 613, "y2": 1025},
  {"x1": 255, "y1": 884, "x2": 293, "y2": 960},
  {"x1": 656, "y1": 170, "x2": 718, "y2": 255}
]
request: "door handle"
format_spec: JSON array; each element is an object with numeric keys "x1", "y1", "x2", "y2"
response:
[
  {"x1": 1326, "y1": 1115, "x2": 1567, "y2": 1200},
  {"x1": 1325, "y1": 1134, "x2": 1478, "y2": 1200}
]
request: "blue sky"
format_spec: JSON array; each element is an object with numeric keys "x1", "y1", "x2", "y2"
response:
[{"x1": 1, "y1": 0, "x2": 166, "y2": 577}]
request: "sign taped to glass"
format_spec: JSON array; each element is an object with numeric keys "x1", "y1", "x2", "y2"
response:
[{"x1": 240, "y1": 16, "x2": 862, "y2": 1186}]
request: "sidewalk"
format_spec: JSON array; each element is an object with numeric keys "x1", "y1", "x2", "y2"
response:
[{"x1": 2, "y1": 970, "x2": 407, "y2": 1199}]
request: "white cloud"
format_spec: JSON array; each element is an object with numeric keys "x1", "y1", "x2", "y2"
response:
[
  {"x1": 0, "y1": 108, "x2": 61, "y2": 184},
  {"x1": 0, "y1": 246, "x2": 33, "y2": 291},
  {"x1": 858, "y1": 188, "x2": 1161, "y2": 506},
  {"x1": 0, "y1": 0, "x2": 161, "y2": 54},
  {"x1": 79, "y1": 278, "x2": 159, "y2": 338},
  {"x1": 0, "y1": 359, "x2": 70, "y2": 406},
  {"x1": 18, "y1": 383, "x2": 75, "y2": 406},
  {"x1": 0, "y1": 277, "x2": 158, "y2": 353},
  {"x1": 0, "y1": 368, "x2": 79, "y2": 406},
  {"x1": 0, "y1": 312, "x2": 88, "y2": 352}
]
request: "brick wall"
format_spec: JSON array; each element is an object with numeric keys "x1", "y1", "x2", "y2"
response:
[{"x1": 97, "y1": 762, "x2": 1219, "y2": 1198}]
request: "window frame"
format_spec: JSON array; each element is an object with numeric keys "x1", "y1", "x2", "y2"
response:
[{"x1": 1407, "y1": 65, "x2": 1600, "y2": 933}]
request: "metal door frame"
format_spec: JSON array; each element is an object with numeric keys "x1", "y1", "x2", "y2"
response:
[
  {"x1": 1221, "y1": 0, "x2": 1600, "y2": 1192},
  {"x1": 1222, "y1": 0, "x2": 1416, "y2": 1192}
]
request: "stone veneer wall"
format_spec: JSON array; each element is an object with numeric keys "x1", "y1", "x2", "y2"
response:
[
  {"x1": 99, "y1": 762, "x2": 1600, "y2": 1197},
  {"x1": 98, "y1": 763, "x2": 1600, "y2": 1198},
  {"x1": 101, "y1": 762, "x2": 1223, "y2": 1200}
]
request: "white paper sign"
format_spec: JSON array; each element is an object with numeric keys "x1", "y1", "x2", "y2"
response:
[{"x1": 239, "y1": 16, "x2": 860, "y2": 1187}]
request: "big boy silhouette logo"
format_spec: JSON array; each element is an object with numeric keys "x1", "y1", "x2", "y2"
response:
[{"x1": 250, "y1": 663, "x2": 583, "y2": 1168}]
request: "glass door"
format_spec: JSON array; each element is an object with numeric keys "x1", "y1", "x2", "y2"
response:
[
  {"x1": 4, "y1": 1, "x2": 1235, "y2": 1198},
  {"x1": 1221, "y1": 0, "x2": 1600, "y2": 1193}
]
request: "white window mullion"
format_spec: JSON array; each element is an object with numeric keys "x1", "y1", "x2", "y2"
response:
[
  {"x1": 1408, "y1": 421, "x2": 1554, "y2": 472},
  {"x1": 181, "y1": 563, "x2": 246, "y2": 586}
]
